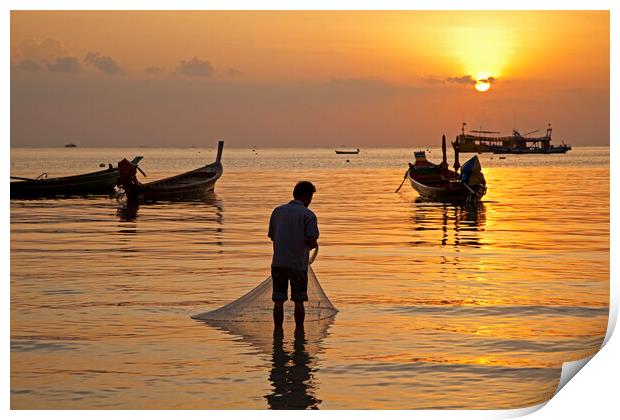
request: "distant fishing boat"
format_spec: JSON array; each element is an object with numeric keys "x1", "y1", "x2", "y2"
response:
[
  {"x1": 399, "y1": 135, "x2": 486, "y2": 206},
  {"x1": 118, "y1": 141, "x2": 224, "y2": 201},
  {"x1": 453, "y1": 123, "x2": 571, "y2": 154},
  {"x1": 11, "y1": 157, "x2": 142, "y2": 199},
  {"x1": 335, "y1": 148, "x2": 360, "y2": 154},
  {"x1": 64, "y1": 143, "x2": 77, "y2": 148}
]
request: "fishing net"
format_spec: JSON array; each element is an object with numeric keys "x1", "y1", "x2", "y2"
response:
[
  {"x1": 201, "y1": 315, "x2": 336, "y2": 356},
  {"x1": 192, "y1": 246, "x2": 338, "y2": 323}
]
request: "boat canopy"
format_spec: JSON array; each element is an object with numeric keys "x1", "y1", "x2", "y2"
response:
[{"x1": 460, "y1": 156, "x2": 485, "y2": 185}]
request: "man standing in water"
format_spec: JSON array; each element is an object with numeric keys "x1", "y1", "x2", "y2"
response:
[{"x1": 268, "y1": 181, "x2": 319, "y2": 331}]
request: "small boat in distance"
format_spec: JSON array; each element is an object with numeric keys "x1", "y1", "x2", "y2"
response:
[
  {"x1": 64, "y1": 143, "x2": 77, "y2": 148},
  {"x1": 453, "y1": 122, "x2": 571, "y2": 154},
  {"x1": 335, "y1": 148, "x2": 360, "y2": 154},
  {"x1": 118, "y1": 140, "x2": 224, "y2": 201},
  {"x1": 11, "y1": 157, "x2": 143, "y2": 199},
  {"x1": 403, "y1": 135, "x2": 486, "y2": 206}
]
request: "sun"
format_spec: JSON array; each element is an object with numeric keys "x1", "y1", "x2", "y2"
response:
[{"x1": 474, "y1": 78, "x2": 491, "y2": 92}]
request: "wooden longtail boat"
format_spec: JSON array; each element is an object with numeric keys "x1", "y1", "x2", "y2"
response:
[
  {"x1": 10, "y1": 156, "x2": 142, "y2": 199},
  {"x1": 121, "y1": 141, "x2": 224, "y2": 201},
  {"x1": 405, "y1": 135, "x2": 486, "y2": 205}
]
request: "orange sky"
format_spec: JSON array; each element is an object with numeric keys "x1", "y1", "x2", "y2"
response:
[{"x1": 10, "y1": 11, "x2": 609, "y2": 147}]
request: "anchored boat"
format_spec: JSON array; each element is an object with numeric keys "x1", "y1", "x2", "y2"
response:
[
  {"x1": 453, "y1": 123, "x2": 571, "y2": 154},
  {"x1": 404, "y1": 135, "x2": 486, "y2": 206},
  {"x1": 11, "y1": 157, "x2": 142, "y2": 199},
  {"x1": 335, "y1": 148, "x2": 360, "y2": 154},
  {"x1": 118, "y1": 140, "x2": 224, "y2": 201}
]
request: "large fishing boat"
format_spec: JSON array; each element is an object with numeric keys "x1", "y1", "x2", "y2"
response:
[{"x1": 453, "y1": 123, "x2": 571, "y2": 154}]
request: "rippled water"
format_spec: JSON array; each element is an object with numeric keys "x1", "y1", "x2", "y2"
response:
[{"x1": 10, "y1": 147, "x2": 609, "y2": 409}]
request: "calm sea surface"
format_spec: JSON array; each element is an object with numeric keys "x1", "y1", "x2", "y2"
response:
[{"x1": 10, "y1": 147, "x2": 609, "y2": 409}]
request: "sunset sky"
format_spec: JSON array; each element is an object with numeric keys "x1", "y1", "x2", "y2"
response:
[{"x1": 10, "y1": 10, "x2": 610, "y2": 147}]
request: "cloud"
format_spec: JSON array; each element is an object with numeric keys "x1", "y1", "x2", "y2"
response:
[
  {"x1": 12, "y1": 38, "x2": 70, "y2": 62},
  {"x1": 145, "y1": 66, "x2": 164, "y2": 74},
  {"x1": 16, "y1": 59, "x2": 41, "y2": 72},
  {"x1": 446, "y1": 75, "x2": 476, "y2": 85},
  {"x1": 47, "y1": 56, "x2": 80, "y2": 73},
  {"x1": 226, "y1": 68, "x2": 243, "y2": 77},
  {"x1": 425, "y1": 75, "x2": 499, "y2": 86},
  {"x1": 12, "y1": 38, "x2": 77, "y2": 74},
  {"x1": 84, "y1": 52, "x2": 124, "y2": 75},
  {"x1": 176, "y1": 57, "x2": 214, "y2": 77}
]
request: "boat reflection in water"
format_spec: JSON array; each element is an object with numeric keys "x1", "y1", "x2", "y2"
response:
[
  {"x1": 116, "y1": 198, "x2": 140, "y2": 222},
  {"x1": 116, "y1": 194, "x2": 224, "y2": 224},
  {"x1": 410, "y1": 202, "x2": 486, "y2": 248},
  {"x1": 200, "y1": 316, "x2": 335, "y2": 409},
  {"x1": 115, "y1": 195, "x2": 225, "y2": 256}
]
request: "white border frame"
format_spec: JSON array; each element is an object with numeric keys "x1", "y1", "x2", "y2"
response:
[{"x1": 4, "y1": 1, "x2": 616, "y2": 419}]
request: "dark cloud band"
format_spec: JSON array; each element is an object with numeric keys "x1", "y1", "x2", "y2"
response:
[
  {"x1": 47, "y1": 56, "x2": 80, "y2": 73},
  {"x1": 84, "y1": 52, "x2": 124, "y2": 75},
  {"x1": 176, "y1": 57, "x2": 214, "y2": 77}
]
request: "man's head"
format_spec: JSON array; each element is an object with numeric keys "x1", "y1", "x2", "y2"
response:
[{"x1": 293, "y1": 181, "x2": 316, "y2": 207}]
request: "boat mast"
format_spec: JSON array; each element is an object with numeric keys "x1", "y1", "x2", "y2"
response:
[
  {"x1": 441, "y1": 134, "x2": 448, "y2": 169},
  {"x1": 453, "y1": 142, "x2": 460, "y2": 172},
  {"x1": 216, "y1": 140, "x2": 224, "y2": 163}
]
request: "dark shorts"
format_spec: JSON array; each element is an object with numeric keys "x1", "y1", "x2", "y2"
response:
[{"x1": 271, "y1": 266, "x2": 308, "y2": 302}]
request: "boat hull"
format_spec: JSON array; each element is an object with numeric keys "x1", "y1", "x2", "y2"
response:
[
  {"x1": 128, "y1": 163, "x2": 223, "y2": 201},
  {"x1": 123, "y1": 141, "x2": 224, "y2": 202},
  {"x1": 11, "y1": 169, "x2": 119, "y2": 198},
  {"x1": 407, "y1": 171, "x2": 472, "y2": 203},
  {"x1": 453, "y1": 142, "x2": 494, "y2": 153},
  {"x1": 490, "y1": 146, "x2": 571, "y2": 154},
  {"x1": 406, "y1": 155, "x2": 486, "y2": 205},
  {"x1": 11, "y1": 156, "x2": 142, "y2": 199}
]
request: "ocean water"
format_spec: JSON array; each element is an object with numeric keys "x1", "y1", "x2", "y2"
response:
[{"x1": 10, "y1": 146, "x2": 609, "y2": 409}]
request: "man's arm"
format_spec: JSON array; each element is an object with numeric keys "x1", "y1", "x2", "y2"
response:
[
  {"x1": 305, "y1": 212, "x2": 319, "y2": 249},
  {"x1": 268, "y1": 210, "x2": 275, "y2": 241},
  {"x1": 306, "y1": 236, "x2": 317, "y2": 249}
]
